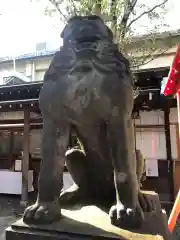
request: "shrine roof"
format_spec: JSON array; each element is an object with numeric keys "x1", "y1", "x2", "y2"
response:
[
  {"x1": 0, "y1": 67, "x2": 176, "y2": 112},
  {"x1": 131, "y1": 29, "x2": 180, "y2": 42}
]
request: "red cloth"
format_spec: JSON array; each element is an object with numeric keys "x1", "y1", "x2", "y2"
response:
[{"x1": 163, "y1": 45, "x2": 180, "y2": 96}]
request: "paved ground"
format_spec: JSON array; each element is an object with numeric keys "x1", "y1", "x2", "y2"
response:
[
  {"x1": 0, "y1": 216, "x2": 16, "y2": 240},
  {"x1": 173, "y1": 220, "x2": 180, "y2": 240},
  {"x1": 0, "y1": 194, "x2": 33, "y2": 240},
  {"x1": 0, "y1": 194, "x2": 179, "y2": 239}
]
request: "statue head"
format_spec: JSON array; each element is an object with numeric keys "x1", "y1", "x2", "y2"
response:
[{"x1": 61, "y1": 15, "x2": 113, "y2": 43}]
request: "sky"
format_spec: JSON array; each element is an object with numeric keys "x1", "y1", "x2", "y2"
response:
[{"x1": 0, "y1": 0, "x2": 179, "y2": 58}]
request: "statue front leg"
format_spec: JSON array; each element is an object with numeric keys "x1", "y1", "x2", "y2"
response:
[
  {"x1": 109, "y1": 117, "x2": 144, "y2": 229},
  {"x1": 23, "y1": 116, "x2": 69, "y2": 224},
  {"x1": 59, "y1": 149, "x2": 88, "y2": 205}
]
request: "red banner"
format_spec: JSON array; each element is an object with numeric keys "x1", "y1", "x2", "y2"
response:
[{"x1": 163, "y1": 45, "x2": 180, "y2": 96}]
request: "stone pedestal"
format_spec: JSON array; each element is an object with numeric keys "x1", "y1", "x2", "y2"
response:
[{"x1": 5, "y1": 192, "x2": 172, "y2": 240}]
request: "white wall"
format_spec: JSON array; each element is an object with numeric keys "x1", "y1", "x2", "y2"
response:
[
  {"x1": 135, "y1": 110, "x2": 166, "y2": 159},
  {"x1": 170, "y1": 108, "x2": 178, "y2": 159},
  {"x1": 135, "y1": 109, "x2": 178, "y2": 160},
  {"x1": 0, "y1": 55, "x2": 53, "y2": 83},
  {"x1": 170, "y1": 108, "x2": 178, "y2": 123}
]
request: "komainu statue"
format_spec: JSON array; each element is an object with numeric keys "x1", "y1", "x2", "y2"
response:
[{"x1": 23, "y1": 15, "x2": 151, "y2": 229}]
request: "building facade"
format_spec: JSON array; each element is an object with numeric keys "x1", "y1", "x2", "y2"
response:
[{"x1": 0, "y1": 29, "x2": 180, "y2": 83}]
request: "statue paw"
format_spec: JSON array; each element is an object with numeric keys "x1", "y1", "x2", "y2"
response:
[
  {"x1": 138, "y1": 191, "x2": 156, "y2": 213},
  {"x1": 109, "y1": 203, "x2": 144, "y2": 229},
  {"x1": 59, "y1": 184, "x2": 82, "y2": 206},
  {"x1": 23, "y1": 200, "x2": 61, "y2": 224}
]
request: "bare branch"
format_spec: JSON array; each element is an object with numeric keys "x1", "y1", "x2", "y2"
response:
[
  {"x1": 110, "y1": 0, "x2": 117, "y2": 36},
  {"x1": 120, "y1": 0, "x2": 138, "y2": 39},
  {"x1": 94, "y1": 0, "x2": 102, "y2": 16},
  {"x1": 48, "y1": 0, "x2": 68, "y2": 20},
  {"x1": 127, "y1": 0, "x2": 168, "y2": 29},
  {"x1": 130, "y1": 0, "x2": 138, "y2": 10},
  {"x1": 133, "y1": 48, "x2": 169, "y2": 69},
  {"x1": 68, "y1": 0, "x2": 78, "y2": 15}
]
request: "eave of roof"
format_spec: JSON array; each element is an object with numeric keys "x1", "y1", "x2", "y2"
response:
[
  {"x1": 0, "y1": 81, "x2": 43, "y2": 92},
  {"x1": 0, "y1": 29, "x2": 179, "y2": 64},
  {"x1": 0, "y1": 50, "x2": 57, "y2": 64},
  {"x1": 130, "y1": 29, "x2": 180, "y2": 43}
]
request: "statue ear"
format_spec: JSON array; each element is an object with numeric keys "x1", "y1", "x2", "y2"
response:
[
  {"x1": 61, "y1": 16, "x2": 81, "y2": 39},
  {"x1": 60, "y1": 28, "x2": 65, "y2": 39},
  {"x1": 60, "y1": 22, "x2": 69, "y2": 39}
]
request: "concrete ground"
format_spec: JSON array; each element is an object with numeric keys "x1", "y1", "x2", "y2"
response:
[
  {"x1": 0, "y1": 198, "x2": 18, "y2": 240},
  {"x1": 0, "y1": 194, "x2": 33, "y2": 240},
  {"x1": 0, "y1": 194, "x2": 179, "y2": 240}
]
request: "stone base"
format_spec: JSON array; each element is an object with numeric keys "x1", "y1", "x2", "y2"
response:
[{"x1": 5, "y1": 192, "x2": 172, "y2": 240}]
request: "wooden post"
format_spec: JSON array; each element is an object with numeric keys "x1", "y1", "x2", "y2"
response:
[
  {"x1": 176, "y1": 90, "x2": 180, "y2": 145},
  {"x1": 164, "y1": 105, "x2": 174, "y2": 202},
  {"x1": 173, "y1": 123, "x2": 180, "y2": 197},
  {"x1": 174, "y1": 90, "x2": 180, "y2": 197},
  {"x1": 9, "y1": 131, "x2": 13, "y2": 166},
  {"x1": 167, "y1": 90, "x2": 180, "y2": 231},
  {"x1": 168, "y1": 189, "x2": 180, "y2": 232},
  {"x1": 20, "y1": 108, "x2": 30, "y2": 207}
]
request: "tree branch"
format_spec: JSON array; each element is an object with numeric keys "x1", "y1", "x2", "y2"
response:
[
  {"x1": 110, "y1": 0, "x2": 117, "y2": 36},
  {"x1": 120, "y1": 0, "x2": 138, "y2": 39},
  {"x1": 127, "y1": 0, "x2": 168, "y2": 29},
  {"x1": 94, "y1": 0, "x2": 102, "y2": 16},
  {"x1": 48, "y1": 0, "x2": 68, "y2": 20},
  {"x1": 133, "y1": 47, "x2": 169, "y2": 69},
  {"x1": 130, "y1": 0, "x2": 138, "y2": 10},
  {"x1": 68, "y1": 0, "x2": 78, "y2": 15}
]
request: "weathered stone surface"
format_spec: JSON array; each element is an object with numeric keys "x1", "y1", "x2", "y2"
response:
[
  {"x1": 8, "y1": 15, "x2": 171, "y2": 239},
  {"x1": 6, "y1": 192, "x2": 172, "y2": 240},
  {"x1": 23, "y1": 15, "x2": 146, "y2": 227}
]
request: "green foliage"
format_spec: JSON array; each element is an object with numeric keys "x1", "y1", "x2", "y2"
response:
[{"x1": 31, "y1": 0, "x2": 171, "y2": 68}]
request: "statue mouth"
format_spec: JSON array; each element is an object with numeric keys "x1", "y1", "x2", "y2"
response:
[{"x1": 76, "y1": 36, "x2": 103, "y2": 44}]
